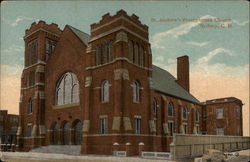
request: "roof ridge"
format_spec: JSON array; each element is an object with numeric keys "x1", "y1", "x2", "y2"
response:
[{"x1": 66, "y1": 25, "x2": 90, "y2": 36}]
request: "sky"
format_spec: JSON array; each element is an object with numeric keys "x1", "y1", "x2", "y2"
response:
[{"x1": 0, "y1": 1, "x2": 249, "y2": 135}]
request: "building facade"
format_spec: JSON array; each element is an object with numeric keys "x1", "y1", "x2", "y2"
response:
[
  {"x1": 17, "y1": 10, "x2": 243, "y2": 155},
  {"x1": 0, "y1": 110, "x2": 19, "y2": 145}
]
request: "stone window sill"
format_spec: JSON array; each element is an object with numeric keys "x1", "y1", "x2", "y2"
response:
[{"x1": 53, "y1": 103, "x2": 80, "y2": 109}]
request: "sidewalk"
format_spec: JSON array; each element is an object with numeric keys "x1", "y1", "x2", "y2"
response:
[{"x1": 0, "y1": 152, "x2": 174, "y2": 162}]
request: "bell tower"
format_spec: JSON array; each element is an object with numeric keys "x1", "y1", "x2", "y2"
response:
[{"x1": 17, "y1": 21, "x2": 62, "y2": 151}]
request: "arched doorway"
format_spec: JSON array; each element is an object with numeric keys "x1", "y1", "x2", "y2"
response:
[
  {"x1": 62, "y1": 121, "x2": 70, "y2": 145},
  {"x1": 74, "y1": 121, "x2": 82, "y2": 145}
]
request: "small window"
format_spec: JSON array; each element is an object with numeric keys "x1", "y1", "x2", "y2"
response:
[
  {"x1": 139, "y1": 46, "x2": 144, "y2": 67},
  {"x1": 194, "y1": 125, "x2": 200, "y2": 134},
  {"x1": 202, "y1": 109, "x2": 207, "y2": 120},
  {"x1": 27, "y1": 98, "x2": 33, "y2": 114},
  {"x1": 0, "y1": 126, "x2": 4, "y2": 133},
  {"x1": 45, "y1": 39, "x2": 56, "y2": 61},
  {"x1": 100, "y1": 118, "x2": 108, "y2": 134},
  {"x1": 132, "y1": 81, "x2": 140, "y2": 103},
  {"x1": 128, "y1": 40, "x2": 134, "y2": 61},
  {"x1": 183, "y1": 124, "x2": 188, "y2": 134},
  {"x1": 168, "y1": 102, "x2": 174, "y2": 117},
  {"x1": 28, "y1": 40, "x2": 38, "y2": 66},
  {"x1": 182, "y1": 107, "x2": 188, "y2": 120},
  {"x1": 134, "y1": 43, "x2": 139, "y2": 64},
  {"x1": 27, "y1": 71, "x2": 35, "y2": 87},
  {"x1": 168, "y1": 121, "x2": 174, "y2": 136},
  {"x1": 0, "y1": 115, "x2": 3, "y2": 121},
  {"x1": 195, "y1": 110, "x2": 199, "y2": 122},
  {"x1": 216, "y1": 128, "x2": 224, "y2": 135},
  {"x1": 216, "y1": 108, "x2": 224, "y2": 119},
  {"x1": 152, "y1": 99, "x2": 157, "y2": 115},
  {"x1": 101, "y1": 80, "x2": 109, "y2": 102},
  {"x1": 135, "y1": 118, "x2": 141, "y2": 134},
  {"x1": 11, "y1": 126, "x2": 17, "y2": 132},
  {"x1": 27, "y1": 125, "x2": 32, "y2": 137}
]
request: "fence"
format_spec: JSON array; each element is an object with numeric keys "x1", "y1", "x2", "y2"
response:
[{"x1": 170, "y1": 134, "x2": 250, "y2": 160}]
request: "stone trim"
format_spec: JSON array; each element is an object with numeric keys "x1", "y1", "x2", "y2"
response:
[
  {"x1": 85, "y1": 76, "x2": 92, "y2": 87},
  {"x1": 99, "y1": 115, "x2": 108, "y2": 118},
  {"x1": 91, "y1": 16, "x2": 148, "y2": 33},
  {"x1": 149, "y1": 120, "x2": 156, "y2": 132},
  {"x1": 24, "y1": 28, "x2": 60, "y2": 39},
  {"x1": 115, "y1": 31, "x2": 128, "y2": 43},
  {"x1": 82, "y1": 120, "x2": 90, "y2": 132},
  {"x1": 52, "y1": 103, "x2": 80, "y2": 109},
  {"x1": 35, "y1": 65, "x2": 45, "y2": 73},
  {"x1": 123, "y1": 117, "x2": 132, "y2": 131},
  {"x1": 85, "y1": 57, "x2": 152, "y2": 71},
  {"x1": 112, "y1": 116, "x2": 121, "y2": 131},
  {"x1": 114, "y1": 68, "x2": 129, "y2": 80},
  {"x1": 82, "y1": 133, "x2": 167, "y2": 138},
  {"x1": 21, "y1": 82, "x2": 45, "y2": 90},
  {"x1": 24, "y1": 60, "x2": 46, "y2": 70},
  {"x1": 90, "y1": 26, "x2": 148, "y2": 43}
]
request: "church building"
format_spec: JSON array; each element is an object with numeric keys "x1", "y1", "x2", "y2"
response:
[{"x1": 17, "y1": 10, "x2": 243, "y2": 156}]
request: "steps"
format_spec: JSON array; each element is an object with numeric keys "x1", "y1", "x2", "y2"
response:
[{"x1": 30, "y1": 145, "x2": 81, "y2": 155}]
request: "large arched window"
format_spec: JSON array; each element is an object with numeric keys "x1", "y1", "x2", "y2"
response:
[
  {"x1": 51, "y1": 122, "x2": 58, "y2": 145},
  {"x1": 168, "y1": 102, "x2": 174, "y2": 117},
  {"x1": 182, "y1": 107, "x2": 188, "y2": 120},
  {"x1": 62, "y1": 122, "x2": 70, "y2": 145},
  {"x1": 27, "y1": 98, "x2": 33, "y2": 114},
  {"x1": 132, "y1": 81, "x2": 140, "y2": 103},
  {"x1": 101, "y1": 80, "x2": 109, "y2": 102},
  {"x1": 55, "y1": 72, "x2": 79, "y2": 105},
  {"x1": 74, "y1": 121, "x2": 82, "y2": 145}
]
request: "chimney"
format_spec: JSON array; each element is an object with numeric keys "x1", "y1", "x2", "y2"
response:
[{"x1": 176, "y1": 55, "x2": 189, "y2": 92}]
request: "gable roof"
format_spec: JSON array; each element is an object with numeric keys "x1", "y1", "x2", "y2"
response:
[
  {"x1": 152, "y1": 65, "x2": 200, "y2": 104},
  {"x1": 67, "y1": 25, "x2": 90, "y2": 46}
]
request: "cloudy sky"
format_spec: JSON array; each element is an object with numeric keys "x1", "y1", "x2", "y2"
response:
[{"x1": 1, "y1": 1, "x2": 249, "y2": 135}]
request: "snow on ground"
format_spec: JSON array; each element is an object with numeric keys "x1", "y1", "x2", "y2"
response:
[{"x1": 1, "y1": 152, "x2": 173, "y2": 162}]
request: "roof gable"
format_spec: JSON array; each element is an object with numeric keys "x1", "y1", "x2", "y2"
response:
[
  {"x1": 67, "y1": 25, "x2": 90, "y2": 46},
  {"x1": 152, "y1": 65, "x2": 200, "y2": 104}
]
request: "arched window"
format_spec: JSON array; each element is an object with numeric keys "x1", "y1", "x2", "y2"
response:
[
  {"x1": 128, "y1": 40, "x2": 134, "y2": 61},
  {"x1": 153, "y1": 98, "x2": 157, "y2": 114},
  {"x1": 51, "y1": 122, "x2": 58, "y2": 145},
  {"x1": 62, "y1": 122, "x2": 70, "y2": 145},
  {"x1": 139, "y1": 46, "x2": 144, "y2": 66},
  {"x1": 195, "y1": 110, "x2": 199, "y2": 122},
  {"x1": 182, "y1": 107, "x2": 188, "y2": 120},
  {"x1": 101, "y1": 80, "x2": 109, "y2": 102},
  {"x1": 55, "y1": 72, "x2": 79, "y2": 105},
  {"x1": 27, "y1": 98, "x2": 33, "y2": 114},
  {"x1": 168, "y1": 102, "x2": 174, "y2": 117},
  {"x1": 132, "y1": 81, "x2": 140, "y2": 102},
  {"x1": 134, "y1": 43, "x2": 139, "y2": 64},
  {"x1": 74, "y1": 121, "x2": 82, "y2": 145}
]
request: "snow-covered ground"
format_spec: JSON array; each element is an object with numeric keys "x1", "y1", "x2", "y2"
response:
[{"x1": 0, "y1": 151, "x2": 173, "y2": 162}]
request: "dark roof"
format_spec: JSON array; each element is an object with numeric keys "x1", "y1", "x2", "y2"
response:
[
  {"x1": 152, "y1": 65, "x2": 200, "y2": 104},
  {"x1": 67, "y1": 25, "x2": 90, "y2": 45}
]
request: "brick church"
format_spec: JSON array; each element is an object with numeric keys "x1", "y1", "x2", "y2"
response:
[{"x1": 17, "y1": 10, "x2": 243, "y2": 155}]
